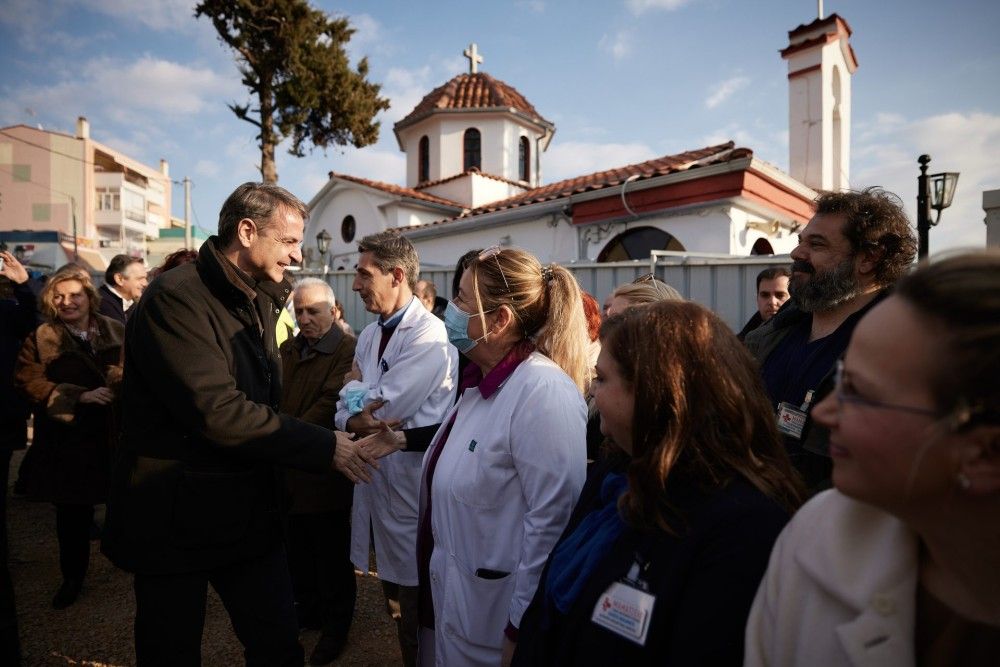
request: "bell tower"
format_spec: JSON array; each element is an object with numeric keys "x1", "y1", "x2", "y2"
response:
[{"x1": 781, "y1": 12, "x2": 858, "y2": 192}]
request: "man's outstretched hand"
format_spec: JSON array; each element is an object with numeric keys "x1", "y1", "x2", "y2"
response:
[
  {"x1": 332, "y1": 431, "x2": 378, "y2": 483},
  {"x1": 357, "y1": 426, "x2": 407, "y2": 460}
]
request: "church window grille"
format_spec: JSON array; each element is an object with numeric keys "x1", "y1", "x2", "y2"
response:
[
  {"x1": 418, "y1": 136, "x2": 430, "y2": 183},
  {"x1": 463, "y1": 128, "x2": 481, "y2": 171},
  {"x1": 341, "y1": 215, "x2": 356, "y2": 243},
  {"x1": 518, "y1": 136, "x2": 530, "y2": 182}
]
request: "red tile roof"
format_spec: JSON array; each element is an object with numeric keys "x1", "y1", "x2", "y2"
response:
[
  {"x1": 401, "y1": 142, "x2": 750, "y2": 230},
  {"x1": 394, "y1": 72, "x2": 552, "y2": 131},
  {"x1": 328, "y1": 172, "x2": 464, "y2": 208},
  {"x1": 787, "y1": 12, "x2": 852, "y2": 39},
  {"x1": 414, "y1": 168, "x2": 530, "y2": 191}
]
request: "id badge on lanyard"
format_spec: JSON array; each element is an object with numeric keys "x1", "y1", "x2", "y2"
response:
[
  {"x1": 591, "y1": 556, "x2": 656, "y2": 646},
  {"x1": 776, "y1": 389, "x2": 815, "y2": 440}
]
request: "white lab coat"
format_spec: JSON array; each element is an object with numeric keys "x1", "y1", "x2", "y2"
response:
[
  {"x1": 744, "y1": 490, "x2": 919, "y2": 667},
  {"x1": 336, "y1": 297, "x2": 457, "y2": 586},
  {"x1": 421, "y1": 352, "x2": 586, "y2": 666}
]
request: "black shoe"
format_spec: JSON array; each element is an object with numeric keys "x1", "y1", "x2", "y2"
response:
[
  {"x1": 308, "y1": 635, "x2": 346, "y2": 665},
  {"x1": 52, "y1": 579, "x2": 82, "y2": 609}
]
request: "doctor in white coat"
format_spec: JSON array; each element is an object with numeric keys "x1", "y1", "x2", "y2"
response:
[
  {"x1": 334, "y1": 231, "x2": 456, "y2": 667},
  {"x1": 416, "y1": 247, "x2": 591, "y2": 667}
]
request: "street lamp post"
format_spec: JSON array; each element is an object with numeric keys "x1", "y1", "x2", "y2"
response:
[
  {"x1": 316, "y1": 229, "x2": 332, "y2": 275},
  {"x1": 916, "y1": 155, "x2": 960, "y2": 260}
]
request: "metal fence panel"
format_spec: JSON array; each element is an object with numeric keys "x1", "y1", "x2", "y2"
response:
[{"x1": 292, "y1": 254, "x2": 792, "y2": 333}]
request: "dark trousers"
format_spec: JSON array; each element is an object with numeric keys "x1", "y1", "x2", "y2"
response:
[
  {"x1": 382, "y1": 580, "x2": 419, "y2": 667},
  {"x1": 54, "y1": 503, "x2": 94, "y2": 583},
  {"x1": 1, "y1": 450, "x2": 21, "y2": 665},
  {"x1": 286, "y1": 509, "x2": 356, "y2": 641},
  {"x1": 133, "y1": 544, "x2": 302, "y2": 667}
]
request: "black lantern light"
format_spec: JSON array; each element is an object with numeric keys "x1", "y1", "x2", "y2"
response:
[{"x1": 916, "y1": 155, "x2": 960, "y2": 259}]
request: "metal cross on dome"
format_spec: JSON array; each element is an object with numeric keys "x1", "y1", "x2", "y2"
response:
[{"x1": 463, "y1": 43, "x2": 483, "y2": 74}]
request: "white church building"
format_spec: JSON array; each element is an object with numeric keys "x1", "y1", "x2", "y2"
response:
[{"x1": 305, "y1": 13, "x2": 857, "y2": 269}]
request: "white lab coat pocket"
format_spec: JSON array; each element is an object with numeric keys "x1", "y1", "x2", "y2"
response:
[
  {"x1": 442, "y1": 553, "x2": 514, "y2": 649},
  {"x1": 385, "y1": 452, "x2": 421, "y2": 522},
  {"x1": 449, "y1": 446, "x2": 509, "y2": 510}
]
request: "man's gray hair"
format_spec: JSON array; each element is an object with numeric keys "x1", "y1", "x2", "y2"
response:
[
  {"x1": 293, "y1": 277, "x2": 337, "y2": 308},
  {"x1": 217, "y1": 182, "x2": 309, "y2": 246},
  {"x1": 357, "y1": 230, "x2": 419, "y2": 290}
]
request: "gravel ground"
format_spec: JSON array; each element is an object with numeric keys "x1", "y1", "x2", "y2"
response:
[{"x1": 8, "y1": 450, "x2": 402, "y2": 666}]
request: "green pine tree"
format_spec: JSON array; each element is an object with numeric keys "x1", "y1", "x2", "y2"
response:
[{"x1": 196, "y1": 0, "x2": 390, "y2": 183}]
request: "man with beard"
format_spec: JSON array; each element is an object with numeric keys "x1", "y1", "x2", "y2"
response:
[{"x1": 744, "y1": 188, "x2": 916, "y2": 493}]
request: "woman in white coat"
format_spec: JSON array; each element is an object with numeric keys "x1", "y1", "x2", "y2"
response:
[
  {"x1": 744, "y1": 251, "x2": 1000, "y2": 666},
  {"x1": 416, "y1": 247, "x2": 591, "y2": 666}
]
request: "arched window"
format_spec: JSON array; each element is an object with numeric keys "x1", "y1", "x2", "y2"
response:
[
  {"x1": 596, "y1": 226, "x2": 685, "y2": 262},
  {"x1": 463, "y1": 128, "x2": 481, "y2": 171},
  {"x1": 750, "y1": 238, "x2": 775, "y2": 255},
  {"x1": 341, "y1": 215, "x2": 356, "y2": 243},
  {"x1": 418, "y1": 135, "x2": 429, "y2": 183},
  {"x1": 518, "y1": 136, "x2": 530, "y2": 182}
]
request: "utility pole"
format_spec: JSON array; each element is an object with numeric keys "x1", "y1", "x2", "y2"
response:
[{"x1": 183, "y1": 177, "x2": 192, "y2": 249}]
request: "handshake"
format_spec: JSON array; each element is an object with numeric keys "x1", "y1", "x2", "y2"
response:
[{"x1": 332, "y1": 398, "x2": 406, "y2": 483}]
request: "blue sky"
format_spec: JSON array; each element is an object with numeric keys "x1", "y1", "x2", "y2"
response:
[{"x1": 1, "y1": 0, "x2": 997, "y2": 253}]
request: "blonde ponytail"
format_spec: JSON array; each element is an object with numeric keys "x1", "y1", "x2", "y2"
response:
[{"x1": 534, "y1": 265, "x2": 591, "y2": 394}]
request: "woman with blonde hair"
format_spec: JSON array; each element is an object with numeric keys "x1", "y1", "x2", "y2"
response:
[
  {"x1": 15, "y1": 271, "x2": 123, "y2": 609},
  {"x1": 514, "y1": 301, "x2": 802, "y2": 665},
  {"x1": 745, "y1": 251, "x2": 1000, "y2": 666},
  {"x1": 605, "y1": 274, "x2": 682, "y2": 317},
  {"x1": 417, "y1": 246, "x2": 590, "y2": 666}
]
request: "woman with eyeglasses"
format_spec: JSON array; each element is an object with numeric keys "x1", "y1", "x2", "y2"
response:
[
  {"x1": 745, "y1": 251, "x2": 1000, "y2": 666},
  {"x1": 416, "y1": 247, "x2": 591, "y2": 666},
  {"x1": 512, "y1": 301, "x2": 802, "y2": 665},
  {"x1": 604, "y1": 274, "x2": 683, "y2": 317}
]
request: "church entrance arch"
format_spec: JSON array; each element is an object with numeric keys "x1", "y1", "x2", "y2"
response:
[{"x1": 596, "y1": 226, "x2": 684, "y2": 262}]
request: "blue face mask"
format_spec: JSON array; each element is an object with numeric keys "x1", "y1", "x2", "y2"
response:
[{"x1": 445, "y1": 301, "x2": 491, "y2": 354}]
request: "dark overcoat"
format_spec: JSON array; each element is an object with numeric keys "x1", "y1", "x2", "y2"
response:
[
  {"x1": 1, "y1": 280, "x2": 39, "y2": 451},
  {"x1": 279, "y1": 329, "x2": 356, "y2": 515},
  {"x1": 14, "y1": 315, "x2": 124, "y2": 505},
  {"x1": 101, "y1": 238, "x2": 334, "y2": 575},
  {"x1": 97, "y1": 283, "x2": 128, "y2": 325}
]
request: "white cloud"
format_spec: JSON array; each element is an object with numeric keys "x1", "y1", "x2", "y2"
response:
[
  {"x1": 626, "y1": 0, "x2": 692, "y2": 15},
  {"x1": 705, "y1": 76, "x2": 750, "y2": 109},
  {"x1": 852, "y1": 111, "x2": 999, "y2": 252},
  {"x1": 343, "y1": 12, "x2": 395, "y2": 64},
  {"x1": 381, "y1": 65, "x2": 435, "y2": 124},
  {"x1": 515, "y1": 0, "x2": 546, "y2": 12},
  {"x1": 194, "y1": 159, "x2": 220, "y2": 178},
  {"x1": 543, "y1": 141, "x2": 657, "y2": 183},
  {"x1": 329, "y1": 147, "x2": 406, "y2": 184},
  {"x1": 599, "y1": 30, "x2": 633, "y2": 62},
  {"x1": 78, "y1": 0, "x2": 195, "y2": 31},
  {"x1": 8, "y1": 56, "x2": 239, "y2": 127}
]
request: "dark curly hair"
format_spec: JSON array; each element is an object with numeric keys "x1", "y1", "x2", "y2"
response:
[{"x1": 814, "y1": 187, "x2": 917, "y2": 286}]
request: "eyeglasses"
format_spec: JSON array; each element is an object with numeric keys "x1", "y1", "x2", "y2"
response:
[
  {"x1": 479, "y1": 245, "x2": 512, "y2": 295},
  {"x1": 633, "y1": 273, "x2": 654, "y2": 284},
  {"x1": 833, "y1": 360, "x2": 939, "y2": 417}
]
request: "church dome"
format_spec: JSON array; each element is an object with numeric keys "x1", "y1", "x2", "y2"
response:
[{"x1": 394, "y1": 72, "x2": 552, "y2": 132}]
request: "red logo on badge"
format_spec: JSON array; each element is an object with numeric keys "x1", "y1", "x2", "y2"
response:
[{"x1": 602, "y1": 597, "x2": 612, "y2": 611}]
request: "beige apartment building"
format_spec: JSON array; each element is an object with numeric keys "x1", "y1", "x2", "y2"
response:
[{"x1": 0, "y1": 117, "x2": 171, "y2": 272}]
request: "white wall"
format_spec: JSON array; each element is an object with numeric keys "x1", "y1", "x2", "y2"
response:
[{"x1": 400, "y1": 113, "x2": 545, "y2": 188}]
